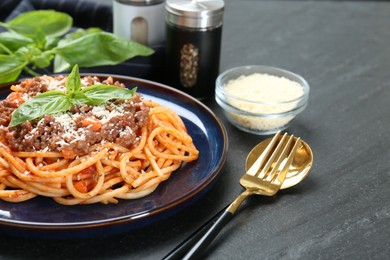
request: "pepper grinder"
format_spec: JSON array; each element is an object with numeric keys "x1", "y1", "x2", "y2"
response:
[
  {"x1": 165, "y1": 0, "x2": 225, "y2": 99},
  {"x1": 113, "y1": 0, "x2": 165, "y2": 46}
]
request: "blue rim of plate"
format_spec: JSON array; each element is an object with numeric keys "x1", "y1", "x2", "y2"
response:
[{"x1": 0, "y1": 74, "x2": 228, "y2": 238}]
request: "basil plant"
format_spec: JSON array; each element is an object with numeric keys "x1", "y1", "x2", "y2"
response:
[{"x1": 0, "y1": 10, "x2": 154, "y2": 84}]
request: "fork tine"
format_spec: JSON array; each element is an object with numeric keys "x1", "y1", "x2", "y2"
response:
[
  {"x1": 271, "y1": 137, "x2": 301, "y2": 185},
  {"x1": 265, "y1": 134, "x2": 295, "y2": 181},
  {"x1": 246, "y1": 131, "x2": 282, "y2": 176},
  {"x1": 257, "y1": 132, "x2": 289, "y2": 179}
]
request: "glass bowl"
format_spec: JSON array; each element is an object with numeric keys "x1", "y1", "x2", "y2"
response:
[{"x1": 215, "y1": 65, "x2": 310, "y2": 135}]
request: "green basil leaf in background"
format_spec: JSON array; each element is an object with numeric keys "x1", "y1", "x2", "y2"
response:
[
  {"x1": 9, "y1": 91, "x2": 71, "y2": 127},
  {"x1": 62, "y1": 28, "x2": 103, "y2": 42},
  {"x1": 81, "y1": 85, "x2": 137, "y2": 105},
  {"x1": 0, "y1": 32, "x2": 33, "y2": 54},
  {"x1": 45, "y1": 36, "x2": 60, "y2": 50},
  {"x1": 15, "y1": 46, "x2": 41, "y2": 62},
  {"x1": 31, "y1": 52, "x2": 54, "y2": 68},
  {"x1": 0, "y1": 55, "x2": 26, "y2": 83},
  {"x1": 53, "y1": 28, "x2": 103, "y2": 73},
  {"x1": 34, "y1": 28, "x2": 47, "y2": 50},
  {"x1": 0, "y1": 10, "x2": 72, "y2": 38},
  {"x1": 53, "y1": 55, "x2": 71, "y2": 74},
  {"x1": 53, "y1": 32, "x2": 154, "y2": 70},
  {"x1": 65, "y1": 64, "x2": 81, "y2": 95}
]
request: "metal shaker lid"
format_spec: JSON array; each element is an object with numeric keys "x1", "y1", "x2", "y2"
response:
[
  {"x1": 166, "y1": 0, "x2": 224, "y2": 29},
  {"x1": 115, "y1": 0, "x2": 164, "y2": 6}
]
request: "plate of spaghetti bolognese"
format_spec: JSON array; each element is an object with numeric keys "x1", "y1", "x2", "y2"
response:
[{"x1": 0, "y1": 71, "x2": 227, "y2": 238}]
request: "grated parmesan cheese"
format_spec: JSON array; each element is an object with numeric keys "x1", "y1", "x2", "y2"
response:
[
  {"x1": 47, "y1": 78, "x2": 67, "y2": 91},
  {"x1": 5, "y1": 75, "x2": 148, "y2": 155},
  {"x1": 224, "y1": 73, "x2": 304, "y2": 132},
  {"x1": 91, "y1": 104, "x2": 127, "y2": 123}
]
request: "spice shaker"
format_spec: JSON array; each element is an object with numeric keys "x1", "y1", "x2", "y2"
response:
[
  {"x1": 113, "y1": 0, "x2": 165, "y2": 46},
  {"x1": 165, "y1": 0, "x2": 225, "y2": 99}
]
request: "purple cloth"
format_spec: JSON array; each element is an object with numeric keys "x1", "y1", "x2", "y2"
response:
[{"x1": 1, "y1": 0, "x2": 113, "y2": 31}]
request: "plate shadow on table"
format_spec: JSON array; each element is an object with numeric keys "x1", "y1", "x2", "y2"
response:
[{"x1": 0, "y1": 180, "x2": 231, "y2": 259}]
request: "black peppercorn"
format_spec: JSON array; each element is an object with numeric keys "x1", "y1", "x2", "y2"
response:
[{"x1": 165, "y1": 0, "x2": 224, "y2": 100}]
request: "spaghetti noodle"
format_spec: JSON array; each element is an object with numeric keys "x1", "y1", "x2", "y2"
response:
[{"x1": 0, "y1": 75, "x2": 199, "y2": 205}]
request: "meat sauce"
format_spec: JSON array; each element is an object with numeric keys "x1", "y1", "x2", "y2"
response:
[{"x1": 0, "y1": 75, "x2": 150, "y2": 157}]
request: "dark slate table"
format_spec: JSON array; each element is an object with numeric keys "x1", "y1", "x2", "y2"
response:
[{"x1": 1, "y1": 1, "x2": 389, "y2": 259}]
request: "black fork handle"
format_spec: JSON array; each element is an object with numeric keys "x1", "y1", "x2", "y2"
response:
[{"x1": 163, "y1": 205, "x2": 234, "y2": 260}]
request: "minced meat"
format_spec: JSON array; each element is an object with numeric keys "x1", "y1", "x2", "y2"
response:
[{"x1": 0, "y1": 75, "x2": 149, "y2": 157}]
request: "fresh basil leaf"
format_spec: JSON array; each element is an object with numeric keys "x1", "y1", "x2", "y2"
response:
[
  {"x1": 71, "y1": 92, "x2": 91, "y2": 105},
  {"x1": 9, "y1": 91, "x2": 71, "y2": 127},
  {"x1": 53, "y1": 28, "x2": 103, "y2": 73},
  {"x1": 62, "y1": 28, "x2": 103, "y2": 43},
  {"x1": 0, "y1": 55, "x2": 26, "y2": 83},
  {"x1": 82, "y1": 85, "x2": 137, "y2": 105},
  {"x1": 53, "y1": 56, "x2": 71, "y2": 74},
  {"x1": 66, "y1": 64, "x2": 81, "y2": 95},
  {"x1": 2, "y1": 10, "x2": 72, "y2": 38},
  {"x1": 0, "y1": 32, "x2": 33, "y2": 54},
  {"x1": 53, "y1": 32, "x2": 154, "y2": 70},
  {"x1": 45, "y1": 36, "x2": 60, "y2": 50},
  {"x1": 15, "y1": 46, "x2": 41, "y2": 61},
  {"x1": 31, "y1": 52, "x2": 53, "y2": 69},
  {"x1": 7, "y1": 64, "x2": 139, "y2": 126},
  {"x1": 34, "y1": 28, "x2": 46, "y2": 49}
]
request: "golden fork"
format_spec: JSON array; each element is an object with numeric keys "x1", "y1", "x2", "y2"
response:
[{"x1": 163, "y1": 132, "x2": 301, "y2": 260}]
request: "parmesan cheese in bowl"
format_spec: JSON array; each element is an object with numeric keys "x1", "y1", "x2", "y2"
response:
[{"x1": 215, "y1": 65, "x2": 309, "y2": 135}]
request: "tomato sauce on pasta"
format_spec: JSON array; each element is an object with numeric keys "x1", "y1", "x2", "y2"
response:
[{"x1": 0, "y1": 75, "x2": 199, "y2": 205}]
